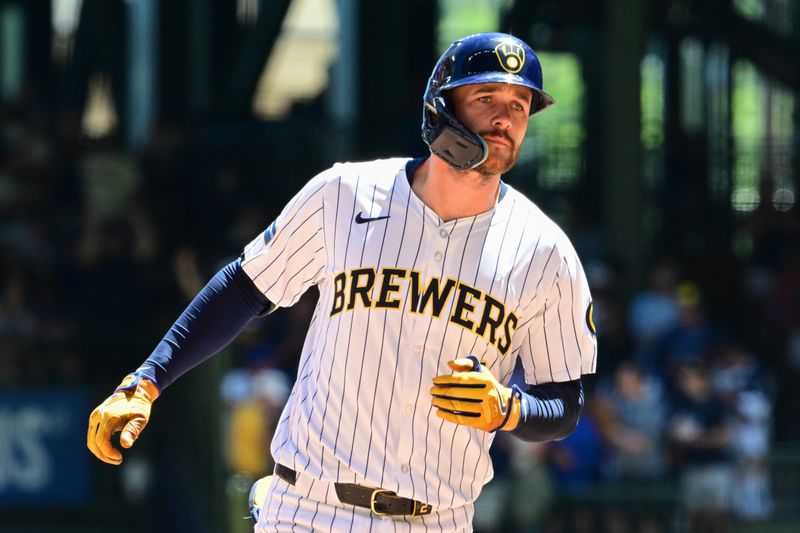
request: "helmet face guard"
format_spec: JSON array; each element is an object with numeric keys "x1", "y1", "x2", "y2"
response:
[
  {"x1": 423, "y1": 96, "x2": 488, "y2": 170},
  {"x1": 421, "y1": 32, "x2": 555, "y2": 171}
]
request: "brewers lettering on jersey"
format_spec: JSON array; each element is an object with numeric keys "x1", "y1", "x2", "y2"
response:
[{"x1": 87, "y1": 32, "x2": 597, "y2": 532}]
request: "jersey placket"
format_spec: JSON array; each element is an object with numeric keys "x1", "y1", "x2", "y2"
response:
[{"x1": 394, "y1": 216, "x2": 455, "y2": 500}]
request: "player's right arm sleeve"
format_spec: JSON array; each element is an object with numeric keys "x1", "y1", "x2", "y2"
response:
[{"x1": 136, "y1": 257, "x2": 271, "y2": 389}]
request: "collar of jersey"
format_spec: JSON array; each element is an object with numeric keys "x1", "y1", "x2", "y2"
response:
[{"x1": 402, "y1": 157, "x2": 509, "y2": 228}]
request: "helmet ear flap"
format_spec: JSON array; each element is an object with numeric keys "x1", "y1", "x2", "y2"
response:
[{"x1": 424, "y1": 96, "x2": 488, "y2": 171}]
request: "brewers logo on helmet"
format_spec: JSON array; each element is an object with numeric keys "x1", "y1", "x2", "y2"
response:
[{"x1": 494, "y1": 42, "x2": 525, "y2": 73}]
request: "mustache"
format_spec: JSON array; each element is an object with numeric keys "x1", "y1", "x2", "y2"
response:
[{"x1": 479, "y1": 130, "x2": 513, "y2": 145}]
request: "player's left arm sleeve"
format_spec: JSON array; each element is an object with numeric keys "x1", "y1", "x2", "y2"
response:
[{"x1": 510, "y1": 378, "x2": 584, "y2": 442}]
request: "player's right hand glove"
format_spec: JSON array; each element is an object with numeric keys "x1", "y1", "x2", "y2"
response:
[
  {"x1": 87, "y1": 372, "x2": 160, "y2": 465},
  {"x1": 430, "y1": 355, "x2": 522, "y2": 432}
]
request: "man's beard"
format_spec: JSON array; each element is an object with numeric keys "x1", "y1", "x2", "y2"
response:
[{"x1": 476, "y1": 131, "x2": 519, "y2": 177}]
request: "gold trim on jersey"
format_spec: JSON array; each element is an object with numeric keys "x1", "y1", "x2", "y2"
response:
[{"x1": 586, "y1": 302, "x2": 597, "y2": 335}]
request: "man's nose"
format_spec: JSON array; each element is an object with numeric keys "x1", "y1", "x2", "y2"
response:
[{"x1": 492, "y1": 106, "x2": 512, "y2": 129}]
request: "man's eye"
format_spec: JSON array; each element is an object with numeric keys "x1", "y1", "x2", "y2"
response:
[
  {"x1": 512, "y1": 103, "x2": 525, "y2": 112},
  {"x1": 478, "y1": 96, "x2": 491, "y2": 103}
]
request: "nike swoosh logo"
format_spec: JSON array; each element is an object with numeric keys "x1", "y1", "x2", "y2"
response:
[
  {"x1": 494, "y1": 383, "x2": 508, "y2": 415},
  {"x1": 355, "y1": 212, "x2": 390, "y2": 224}
]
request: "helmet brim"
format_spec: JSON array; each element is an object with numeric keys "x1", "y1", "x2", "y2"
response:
[{"x1": 439, "y1": 73, "x2": 555, "y2": 115}]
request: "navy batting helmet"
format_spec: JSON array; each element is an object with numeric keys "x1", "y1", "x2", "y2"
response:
[{"x1": 421, "y1": 32, "x2": 555, "y2": 170}]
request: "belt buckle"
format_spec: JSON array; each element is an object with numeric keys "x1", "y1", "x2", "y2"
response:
[
  {"x1": 369, "y1": 489, "x2": 393, "y2": 516},
  {"x1": 412, "y1": 499, "x2": 432, "y2": 516}
]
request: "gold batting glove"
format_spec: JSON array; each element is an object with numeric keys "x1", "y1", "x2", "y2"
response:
[
  {"x1": 87, "y1": 372, "x2": 160, "y2": 465},
  {"x1": 431, "y1": 355, "x2": 522, "y2": 432}
]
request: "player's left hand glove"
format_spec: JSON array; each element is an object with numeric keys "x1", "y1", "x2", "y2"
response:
[
  {"x1": 87, "y1": 372, "x2": 160, "y2": 465},
  {"x1": 430, "y1": 355, "x2": 522, "y2": 432}
]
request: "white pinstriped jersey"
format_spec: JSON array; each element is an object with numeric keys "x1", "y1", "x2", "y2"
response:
[{"x1": 241, "y1": 157, "x2": 596, "y2": 510}]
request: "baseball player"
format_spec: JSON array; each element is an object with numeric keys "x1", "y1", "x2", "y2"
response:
[{"x1": 88, "y1": 32, "x2": 597, "y2": 531}]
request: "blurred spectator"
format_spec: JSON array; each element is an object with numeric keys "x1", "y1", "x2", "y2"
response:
[
  {"x1": 77, "y1": 134, "x2": 144, "y2": 262},
  {"x1": 473, "y1": 434, "x2": 514, "y2": 533},
  {"x1": 729, "y1": 389, "x2": 773, "y2": 522},
  {"x1": 668, "y1": 359, "x2": 732, "y2": 533},
  {"x1": 474, "y1": 435, "x2": 553, "y2": 533},
  {"x1": 223, "y1": 368, "x2": 290, "y2": 478},
  {"x1": 77, "y1": 141, "x2": 159, "y2": 272},
  {"x1": 594, "y1": 361, "x2": 667, "y2": 481},
  {"x1": 775, "y1": 318, "x2": 800, "y2": 443},
  {"x1": 770, "y1": 247, "x2": 800, "y2": 442},
  {"x1": 711, "y1": 340, "x2": 770, "y2": 405},
  {"x1": 593, "y1": 362, "x2": 668, "y2": 533},
  {"x1": 656, "y1": 283, "x2": 720, "y2": 383},
  {"x1": 629, "y1": 259, "x2": 680, "y2": 369},
  {"x1": 711, "y1": 341, "x2": 774, "y2": 522},
  {"x1": 541, "y1": 414, "x2": 605, "y2": 533},
  {"x1": 506, "y1": 440, "x2": 554, "y2": 531},
  {"x1": 220, "y1": 367, "x2": 291, "y2": 533}
]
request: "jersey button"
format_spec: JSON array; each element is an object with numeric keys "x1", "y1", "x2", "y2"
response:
[
  {"x1": 434, "y1": 251, "x2": 443, "y2": 261},
  {"x1": 439, "y1": 229, "x2": 448, "y2": 238},
  {"x1": 400, "y1": 464, "x2": 409, "y2": 473},
  {"x1": 413, "y1": 345, "x2": 423, "y2": 355},
  {"x1": 404, "y1": 405, "x2": 413, "y2": 415}
]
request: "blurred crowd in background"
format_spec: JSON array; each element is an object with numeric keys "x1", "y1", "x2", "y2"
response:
[{"x1": 2, "y1": 77, "x2": 800, "y2": 533}]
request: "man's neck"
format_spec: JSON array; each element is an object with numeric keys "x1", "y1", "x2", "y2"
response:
[{"x1": 411, "y1": 157, "x2": 501, "y2": 222}]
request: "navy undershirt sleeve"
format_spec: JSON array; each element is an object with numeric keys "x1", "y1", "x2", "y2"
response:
[
  {"x1": 137, "y1": 257, "x2": 272, "y2": 390},
  {"x1": 511, "y1": 379, "x2": 584, "y2": 442}
]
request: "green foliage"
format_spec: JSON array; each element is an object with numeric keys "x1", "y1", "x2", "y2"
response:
[
  {"x1": 521, "y1": 53, "x2": 585, "y2": 188},
  {"x1": 641, "y1": 54, "x2": 664, "y2": 150},
  {"x1": 733, "y1": 0, "x2": 766, "y2": 20},
  {"x1": 731, "y1": 61, "x2": 765, "y2": 209},
  {"x1": 437, "y1": 0, "x2": 509, "y2": 51}
]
